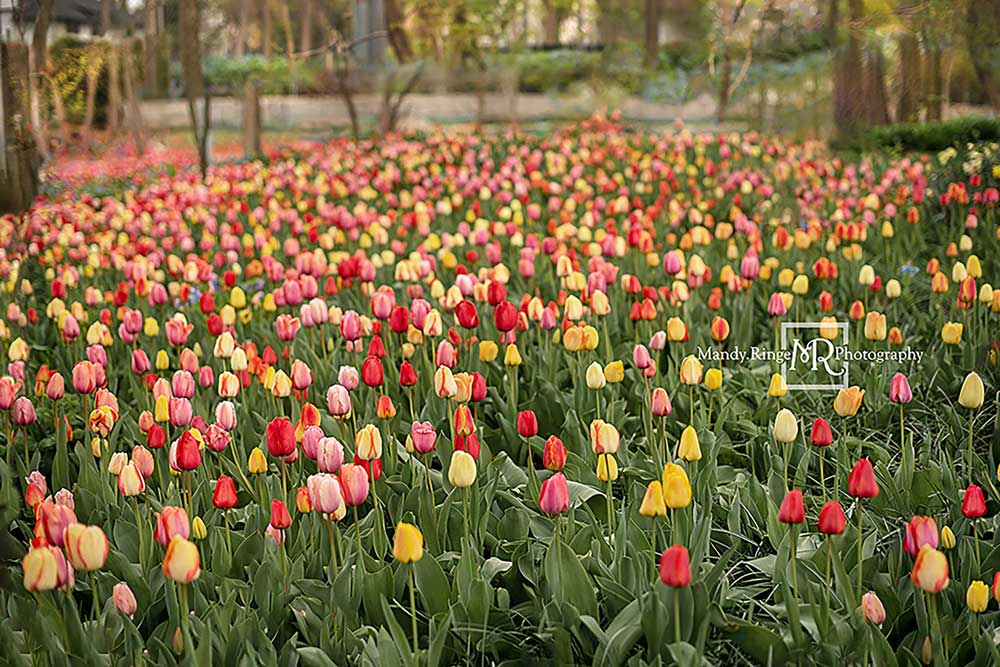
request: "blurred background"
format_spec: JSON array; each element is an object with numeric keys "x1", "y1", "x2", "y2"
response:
[{"x1": 1, "y1": 0, "x2": 999, "y2": 209}]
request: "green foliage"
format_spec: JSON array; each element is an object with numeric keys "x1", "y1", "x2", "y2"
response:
[
  {"x1": 201, "y1": 55, "x2": 326, "y2": 95},
  {"x1": 836, "y1": 117, "x2": 1000, "y2": 153}
]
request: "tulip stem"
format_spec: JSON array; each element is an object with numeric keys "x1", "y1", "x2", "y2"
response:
[
  {"x1": 423, "y1": 454, "x2": 435, "y2": 509},
  {"x1": 132, "y1": 496, "x2": 145, "y2": 573},
  {"x1": 927, "y1": 593, "x2": 946, "y2": 667},
  {"x1": 462, "y1": 488, "x2": 470, "y2": 549},
  {"x1": 973, "y1": 521, "x2": 982, "y2": 576},
  {"x1": 603, "y1": 453, "x2": 614, "y2": 528},
  {"x1": 178, "y1": 583, "x2": 193, "y2": 658},
  {"x1": 353, "y1": 505, "x2": 366, "y2": 573},
  {"x1": 817, "y1": 448, "x2": 826, "y2": 501},
  {"x1": 89, "y1": 571, "x2": 101, "y2": 621},
  {"x1": 856, "y1": 499, "x2": 863, "y2": 602},
  {"x1": 673, "y1": 589, "x2": 681, "y2": 645},
  {"x1": 223, "y1": 510, "x2": 232, "y2": 558},
  {"x1": 408, "y1": 565, "x2": 419, "y2": 656},
  {"x1": 967, "y1": 409, "x2": 974, "y2": 486},
  {"x1": 281, "y1": 459, "x2": 288, "y2": 505}
]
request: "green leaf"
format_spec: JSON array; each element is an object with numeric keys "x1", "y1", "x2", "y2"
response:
[
  {"x1": 544, "y1": 540, "x2": 598, "y2": 618},
  {"x1": 414, "y1": 555, "x2": 451, "y2": 616},
  {"x1": 593, "y1": 599, "x2": 642, "y2": 667}
]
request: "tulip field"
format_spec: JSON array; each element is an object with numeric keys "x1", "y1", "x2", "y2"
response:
[{"x1": 2, "y1": 116, "x2": 1000, "y2": 666}]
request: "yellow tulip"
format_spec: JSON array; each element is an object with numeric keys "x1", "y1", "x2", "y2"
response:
[
  {"x1": 959, "y1": 372, "x2": 985, "y2": 409},
  {"x1": 639, "y1": 481, "x2": 667, "y2": 517},
  {"x1": 248, "y1": 447, "x2": 267, "y2": 474},
  {"x1": 967, "y1": 581, "x2": 989, "y2": 613},
  {"x1": 393, "y1": 523, "x2": 424, "y2": 563},
  {"x1": 604, "y1": 361, "x2": 624, "y2": 384},
  {"x1": 596, "y1": 454, "x2": 619, "y2": 482},
  {"x1": 834, "y1": 386, "x2": 864, "y2": 418},
  {"x1": 678, "y1": 425, "x2": 702, "y2": 462},
  {"x1": 661, "y1": 463, "x2": 692, "y2": 509}
]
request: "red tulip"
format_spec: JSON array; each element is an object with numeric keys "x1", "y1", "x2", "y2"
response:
[
  {"x1": 809, "y1": 418, "x2": 833, "y2": 447},
  {"x1": 470, "y1": 372, "x2": 487, "y2": 402},
  {"x1": 493, "y1": 301, "x2": 518, "y2": 332},
  {"x1": 542, "y1": 435, "x2": 567, "y2": 471},
  {"x1": 903, "y1": 516, "x2": 938, "y2": 557},
  {"x1": 213, "y1": 475, "x2": 238, "y2": 509},
  {"x1": 778, "y1": 489, "x2": 805, "y2": 524},
  {"x1": 486, "y1": 281, "x2": 506, "y2": 306},
  {"x1": 962, "y1": 484, "x2": 987, "y2": 519},
  {"x1": 517, "y1": 410, "x2": 538, "y2": 438},
  {"x1": 817, "y1": 501, "x2": 846, "y2": 534},
  {"x1": 361, "y1": 355, "x2": 384, "y2": 388},
  {"x1": 848, "y1": 459, "x2": 879, "y2": 498},
  {"x1": 338, "y1": 463, "x2": 370, "y2": 506},
  {"x1": 174, "y1": 430, "x2": 202, "y2": 471},
  {"x1": 538, "y1": 472, "x2": 569, "y2": 514},
  {"x1": 270, "y1": 499, "x2": 292, "y2": 530},
  {"x1": 147, "y1": 423, "x2": 167, "y2": 449},
  {"x1": 456, "y1": 300, "x2": 479, "y2": 329},
  {"x1": 266, "y1": 417, "x2": 296, "y2": 457},
  {"x1": 659, "y1": 545, "x2": 691, "y2": 587},
  {"x1": 388, "y1": 305, "x2": 410, "y2": 334},
  {"x1": 399, "y1": 361, "x2": 418, "y2": 387}
]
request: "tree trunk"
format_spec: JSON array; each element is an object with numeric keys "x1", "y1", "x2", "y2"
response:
[
  {"x1": 716, "y1": 46, "x2": 732, "y2": 122},
  {"x1": 541, "y1": 0, "x2": 564, "y2": 46},
  {"x1": 179, "y1": 0, "x2": 209, "y2": 178},
  {"x1": 235, "y1": 0, "x2": 251, "y2": 57},
  {"x1": 243, "y1": 79, "x2": 262, "y2": 156},
  {"x1": 385, "y1": 0, "x2": 412, "y2": 62},
  {"x1": 965, "y1": 0, "x2": 1000, "y2": 113},
  {"x1": 863, "y1": 47, "x2": 890, "y2": 126},
  {"x1": 107, "y1": 44, "x2": 121, "y2": 133},
  {"x1": 643, "y1": 0, "x2": 659, "y2": 69},
  {"x1": 833, "y1": 0, "x2": 866, "y2": 135},
  {"x1": 300, "y1": 0, "x2": 313, "y2": 54},
  {"x1": 101, "y1": 0, "x2": 112, "y2": 34},
  {"x1": 896, "y1": 31, "x2": 921, "y2": 121},
  {"x1": 144, "y1": 0, "x2": 160, "y2": 98},
  {"x1": 123, "y1": 41, "x2": 146, "y2": 155},
  {"x1": 279, "y1": 1, "x2": 295, "y2": 81},
  {"x1": 261, "y1": 0, "x2": 273, "y2": 58},
  {"x1": 30, "y1": 0, "x2": 53, "y2": 159},
  {"x1": 926, "y1": 47, "x2": 943, "y2": 120}
]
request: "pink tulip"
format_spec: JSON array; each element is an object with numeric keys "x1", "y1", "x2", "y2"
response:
[
  {"x1": 315, "y1": 437, "x2": 343, "y2": 473},
  {"x1": 889, "y1": 372, "x2": 912, "y2": 404},
  {"x1": 411, "y1": 421, "x2": 437, "y2": 454},
  {"x1": 307, "y1": 474, "x2": 343, "y2": 514},
  {"x1": 539, "y1": 472, "x2": 570, "y2": 514}
]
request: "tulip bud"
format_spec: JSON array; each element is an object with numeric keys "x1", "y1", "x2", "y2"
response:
[
  {"x1": 861, "y1": 591, "x2": 886, "y2": 625},
  {"x1": 661, "y1": 462, "x2": 691, "y2": 509},
  {"x1": 113, "y1": 582, "x2": 138, "y2": 616},
  {"x1": 773, "y1": 409, "x2": 798, "y2": 443},
  {"x1": 778, "y1": 489, "x2": 805, "y2": 524},
  {"x1": 542, "y1": 435, "x2": 567, "y2": 471},
  {"x1": 538, "y1": 472, "x2": 570, "y2": 514},
  {"x1": 248, "y1": 447, "x2": 267, "y2": 474},
  {"x1": 448, "y1": 450, "x2": 477, "y2": 488},
  {"x1": 968, "y1": 580, "x2": 989, "y2": 613},
  {"x1": 392, "y1": 522, "x2": 424, "y2": 563},
  {"x1": 192, "y1": 516, "x2": 207, "y2": 540},
  {"x1": 585, "y1": 362, "x2": 606, "y2": 389},
  {"x1": 848, "y1": 458, "x2": 879, "y2": 498},
  {"x1": 940, "y1": 526, "x2": 955, "y2": 550},
  {"x1": 678, "y1": 425, "x2": 702, "y2": 462},
  {"x1": 596, "y1": 454, "x2": 619, "y2": 482},
  {"x1": 959, "y1": 371, "x2": 985, "y2": 409},
  {"x1": 162, "y1": 536, "x2": 200, "y2": 583},
  {"x1": 911, "y1": 545, "x2": 949, "y2": 593},
  {"x1": 658, "y1": 545, "x2": 691, "y2": 587},
  {"x1": 63, "y1": 523, "x2": 109, "y2": 571},
  {"x1": 639, "y1": 481, "x2": 666, "y2": 517}
]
